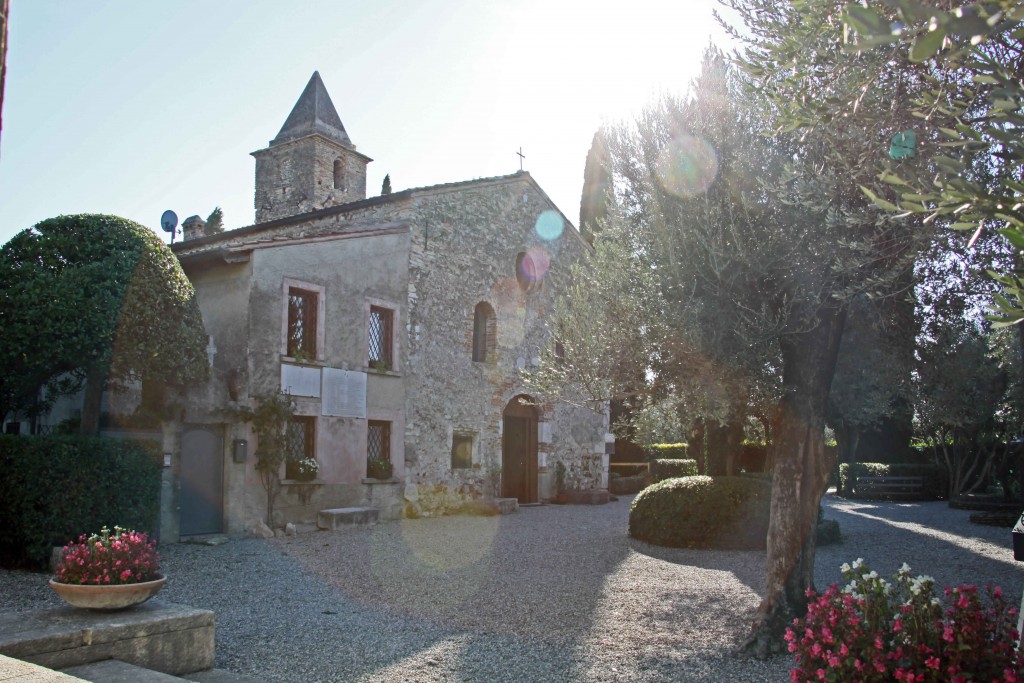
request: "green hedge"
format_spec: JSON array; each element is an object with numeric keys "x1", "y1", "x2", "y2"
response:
[
  {"x1": 651, "y1": 458, "x2": 698, "y2": 482},
  {"x1": 646, "y1": 443, "x2": 688, "y2": 459},
  {"x1": 629, "y1": 475, "x2": 771, "y2": 549},
  {"x1": 0, "y1": 435, "x2": 162, "y2": 568},
  {"x1": 838, "y1": 462, "x2": 947, "y2": 500}
]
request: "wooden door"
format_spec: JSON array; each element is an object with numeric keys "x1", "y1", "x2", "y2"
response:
[
  {"x1": 180, "y1": 425, "x2": 224, "y2": 536},
  {"x1": 502, "y1": 396, "x2": 537, "y2": 503}
]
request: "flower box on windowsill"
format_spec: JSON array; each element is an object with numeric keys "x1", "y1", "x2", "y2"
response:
[
  {"x1": 364, "y1": 365, "x2": 400, "y2": 377},
  {"x1": 280, "y1": 355, "x2": 325, "y2": 367},
  {"x1": 282, "y1": 478, "x2": 321, "y2": 486}
]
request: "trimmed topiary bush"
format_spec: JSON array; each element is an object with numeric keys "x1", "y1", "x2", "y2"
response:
[
  {"x1": 838, "y1": 462, "x2": 947, "y2": 500},
  {"x1": 738, "y1": 442, "x2": 768, "y2": 472},
  {"x1": 650, "y1": 458, "x2": 698, "y2": 482},
  {"x1": 0, "y1": 435, "x2": 161, "y2": 568},
  {"x1": 629, "y1": 475, "x2": 771, "y2": 549},
  {"x1": 646, "y1": 443, "x2": 688, "y2": 459}
]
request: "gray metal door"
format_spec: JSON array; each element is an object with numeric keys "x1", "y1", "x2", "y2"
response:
[{"x1": 180, "y1": 425, "x2": 224, "y2": 535}]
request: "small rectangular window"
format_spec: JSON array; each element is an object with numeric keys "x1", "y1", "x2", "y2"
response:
[
  {"x1": 287, "y1": 289, "x2": 318, "y2": 358},
  {"x1": 285, "y1": 416, "x2": 316, "y2": 479},
  {"x1": 368, "y1": 306, "x2": 394, "y2": 369},
  {"x1": 367, "y1": 420, "x2": 391, "y2": 463},
  {"x1": 451, "y1": 433, "x2": 473, "y2": 469}
]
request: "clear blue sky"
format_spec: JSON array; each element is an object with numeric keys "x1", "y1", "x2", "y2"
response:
[{"x1": 0, "y1": 0, "x2": 728, "y2": 245}]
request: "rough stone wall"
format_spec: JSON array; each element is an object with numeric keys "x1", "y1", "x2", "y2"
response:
[
  {"x1": 399, "y1": 176, "x2": 609, "y2": 506},
  {"x1": 176, "y1": 173, "x2": 608, "y2": 530},
  {"x1": 253, "y1": 135, "x2": 368, "y2": 223}
]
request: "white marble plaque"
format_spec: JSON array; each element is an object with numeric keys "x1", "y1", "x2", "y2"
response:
[
  {"x1": 322, "y1": 368, "x2": 367, "y2": 418},
  {"x1": 538, "y1": 422, "x2": 552, "y2": 444},
  {"x1": 280, "y1": 364, "x2": 321, "y2": 397}
]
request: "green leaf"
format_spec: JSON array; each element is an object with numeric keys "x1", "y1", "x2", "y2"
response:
[
  {"x1": 998, "y1": 228, "x2": 1024, "y2": 251},
  {"x1": 879, "y1": 171, "x2": 911, "y2": 187},
  {"x1": 845, "y1": 4, "x2": 891, "y2": 36},
  {"x1": 860, "y1": 186, "x2": 901, "y2": 212},
  {"x1": 910, "y1": 27, "x2": 946, "y2": 62}
]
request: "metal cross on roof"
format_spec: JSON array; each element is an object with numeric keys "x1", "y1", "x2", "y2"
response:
[{"x1": 517, "y1": 147, "x2": 526, "y2": 171}]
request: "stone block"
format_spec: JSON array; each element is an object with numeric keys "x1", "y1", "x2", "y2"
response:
[
  {"x1": 563, "y1": 489, "x2": 610, "y2": 505},
  {"x1": 61, "y1": 659, "x2": 185, "y2": 682},
  {"x1": 0, "y1": 601, "x2": 215, "y2": 676},
  {"x1": 317, "y1": 507, "x2": 378, "y2": 530},
  {"x1": 492, "y1": 498, "x2": 519, "y2": 515}
]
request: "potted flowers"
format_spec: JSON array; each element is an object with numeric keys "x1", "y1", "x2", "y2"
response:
[
  {"x1": 291, "y1": 457, "x2": 319, "y2": 482},
  {"x1": 1014, "y1": 511, "x2": 1024, "y2": 561},
  {"x1": 366, "y1": 457, "x2": 393, "y2": 480},
  {"x1": 50, "y1": 526, "x2": 164, "y2": 610}
]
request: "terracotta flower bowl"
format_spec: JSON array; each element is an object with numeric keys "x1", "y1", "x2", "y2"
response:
[{"x1": 49, "y1": 575, "x2": 166, "y2": 610}]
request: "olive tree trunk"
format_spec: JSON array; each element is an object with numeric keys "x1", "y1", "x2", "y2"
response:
[{"x1": 741, "y1": 304, "x2": 845, "y2": 658}]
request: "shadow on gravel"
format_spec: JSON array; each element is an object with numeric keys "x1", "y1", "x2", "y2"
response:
[
  {"x1": 265, "y1": 503, "x2": 638, "y2": 680},
  {"x1": 626, "y1": 539, "x2": 765, "y2": 595},
  {"x1": 815, "y1": 496, "x2": 1019, "y2": 593}
]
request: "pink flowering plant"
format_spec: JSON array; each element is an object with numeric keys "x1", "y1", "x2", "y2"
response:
[
  {"x1": 54, "y1": 526, "x2": 160, "y2": 585},
  {"x1": 787, "y1": 558, "x2": 1023, "y2": 682}
]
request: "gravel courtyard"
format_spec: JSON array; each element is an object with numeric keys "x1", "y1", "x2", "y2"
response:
[{"x1": 2, "y1": 494, "x2": 1020, "y2": 682}]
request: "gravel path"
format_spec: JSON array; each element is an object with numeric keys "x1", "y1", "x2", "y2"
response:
[{"x1": 2, "y1": 494, "x2": 1020, "y2": 682}]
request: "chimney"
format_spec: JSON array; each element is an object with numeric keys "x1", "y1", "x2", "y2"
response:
[{"x1": 182, "y1": 215, "x2": 206, "y2": 241}]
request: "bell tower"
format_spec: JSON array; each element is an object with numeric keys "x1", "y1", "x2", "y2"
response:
[{"x1": 252, "y1": 72, "x2": 372, "y2": 223}]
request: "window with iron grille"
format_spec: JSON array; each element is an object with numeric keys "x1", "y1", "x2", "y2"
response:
[
  {"x1": 285, "y1": 416, "x2": 316, "y2": 479},
  {"x1": 368, "y1": 306, "x2": 393, "y2": 369},
  {"x1": 367, "y1": 420, "x2": 391, "y2": 463},
  {"x1": 287, "y1": 288, "x2": 318, "y2": 358},
  {"x1": 451, "y1": 433, "x2": 473, "y2": 469}
]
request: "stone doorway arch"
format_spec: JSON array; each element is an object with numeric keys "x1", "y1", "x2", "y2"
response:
[{"x1": 502, "y1": 394, "x2": 538, "y2": 503}]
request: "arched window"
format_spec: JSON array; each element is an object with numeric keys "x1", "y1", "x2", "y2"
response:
[
  {"x1": 515, "y1": 251, "x2": 534, "y2": 291},
  {"x1": 333, "y1": 159, "x2": 344, "y2": 190},
  {"x1": 473, "y1": 301, "x2": 496, "y2": 362}
]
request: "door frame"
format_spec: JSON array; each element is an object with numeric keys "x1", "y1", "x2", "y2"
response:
[
  {"x1": 502, "y1": 395, "x2": 538, "y2": 503},
  {"x1": 179, "y1": 424, "x2": 225, "y2": 536}
]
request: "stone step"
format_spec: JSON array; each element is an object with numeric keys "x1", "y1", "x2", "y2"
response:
[
  {"x1": 317, "y1": 506, "x2": 379, "y2": 530},
  {"x1": 61, "y1": 659, "x2": 186, "y2": 682},
  {"x1": 0, "y1": 601, "x2": 215, "y2": 676},
  {"x1": 491, "y1": 498, "x2": 519, "y2": 514},
  {"x1": 59, "y1": 660, "x2": 270, "y2": 683}
]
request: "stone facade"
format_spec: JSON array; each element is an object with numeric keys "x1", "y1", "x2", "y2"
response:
[{"x1": 169, "y1": 72, "x2": 609, "y2": 537}]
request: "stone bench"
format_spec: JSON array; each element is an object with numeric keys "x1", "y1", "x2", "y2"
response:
[
  {"x1": 853, "y1": 475, "x2": 925, "y2": 499},
  {"x1": 562, "y1": 489, "x2": 611, "y2": 505},
  {"x1": 317, "y1": 507, "x2": 379, "y2": 529},
  {"x1": 0, "y1": 601, "x2": 214, "y2": 676}
]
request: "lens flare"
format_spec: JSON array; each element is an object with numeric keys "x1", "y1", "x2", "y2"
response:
[
  {"x1": 535, "y1": 210, "x2": 564, "y2": 241},
  {"x1": 517, "y1": 247, "x2": 550, "y2": 285},
  {"x1": 655, "y1": 135, "x2": 719, "y2": 199}
]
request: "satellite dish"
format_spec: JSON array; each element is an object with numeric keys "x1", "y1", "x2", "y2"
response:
[{"x1": 160, "y1": 210, "x2": 178, "y2": 234}]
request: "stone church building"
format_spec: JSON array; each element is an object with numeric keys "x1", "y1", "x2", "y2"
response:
[{"x1": 169, "y1": 72, "x2": 609, "y2": 537}]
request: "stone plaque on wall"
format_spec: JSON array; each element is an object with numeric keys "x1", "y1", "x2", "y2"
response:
[
  {"x1": 281, "y1": 364, "x2": 321, "y2": 397},
  {"x1": 322, "y1": 368, "x2": 367, "y2": 418},
  {"x1": 538, "y1": 422, "x2": 552, "y2": 444}
]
